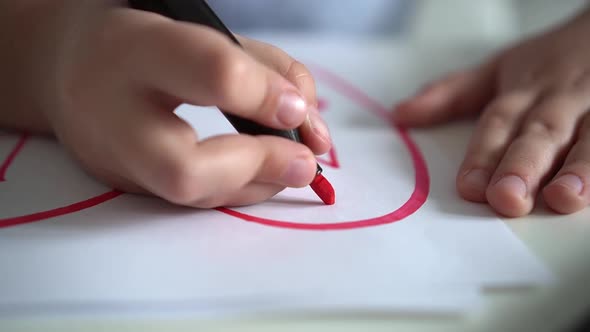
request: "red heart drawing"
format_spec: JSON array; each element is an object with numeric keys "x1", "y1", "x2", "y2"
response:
[
  {"x1": 216, "y1": 65, "x2": 429, "y2": 230},
  {"x1": 0, "y1": 66, "x2": 429, "y2": 231},
  {"x1": 317, "y1": 148, "x2": 340, "y2": 169}
]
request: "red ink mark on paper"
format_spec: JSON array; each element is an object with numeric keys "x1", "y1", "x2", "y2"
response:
[
  {"x1": 0, "y1": 134, "x2": 28, "y2": 182},
  {"x1": 0, "y1": 189, "x2": 122, "y2": 229},
  {"x1": 0, "y1": 65, "x2": 429, "y2": 231}
]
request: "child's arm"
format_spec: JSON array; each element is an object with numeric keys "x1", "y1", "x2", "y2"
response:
[
  {"x1": 394, "y1": 6, "x2": 590, "y2": 217},
  {"x1": 0, "y1": 1, "x2": 63, "y2": 132},
  {"x1": 0, "y1": 1, "x2": 332, "y2": 208}
]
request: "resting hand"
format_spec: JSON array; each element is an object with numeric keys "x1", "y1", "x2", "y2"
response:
[{"x1": 394, "y1": 9, "x2": 590, "y2": 216}]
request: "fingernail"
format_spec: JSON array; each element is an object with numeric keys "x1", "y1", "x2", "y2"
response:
[
  {"x1": 494, "y1": 175, "x2": 527, "y2": 199},
  {"x1": 308, "y1": 109, "x2": 331, "y2": 144},
  {"x1": 281, "y1": 155, "x2": 315, "y2": 185},
  {"x1": 276, "y1": 91, "x2": 307, "y2": 127},
  {"x1": 462, "y1": 169, "x2": 490, "y2": 190},
  {"x1": 551, "y1": 174, "x2": 584, "y2": 195}
]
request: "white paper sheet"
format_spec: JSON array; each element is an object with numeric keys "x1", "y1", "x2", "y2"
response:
[{"x1": 0, "y1": 39, "x2": 552, "y2": 317}]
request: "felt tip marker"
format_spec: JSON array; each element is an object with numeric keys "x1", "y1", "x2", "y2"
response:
[{"x1": 128, "y1": 0, "x2": 335, "y2": 205}]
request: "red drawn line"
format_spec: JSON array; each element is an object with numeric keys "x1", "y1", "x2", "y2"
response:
[
  {"x1": 308, "y1": 65, "x2": 391, "y2": 119},
  {"x1": 217, "y1": 197, "x2": 419, "y2": 230},
  {"x1": 0, "y1": 190, "x2": 123, "y2": 229},
  {"x1": 317, "y1": 148, "x2": 340, "y2": 169},
  {"x1": 0, "y1": 134, "x2": 28, "y2": 182},
  {"x1": 215, "y1": 66, "x2": 430, "y2": 230}
]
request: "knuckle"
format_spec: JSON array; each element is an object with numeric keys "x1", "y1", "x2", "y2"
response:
[
  {"x1": 285, "y1": 60, "x2": 309, "y2": 78},
  {"x1": 520, "y1": 118, "x2": 567, "y2": 142},
  {"x1": 480, "y1": 108, "x2": 514, "y2": 130},
  {"x1": 515, "y1": 91, "x2": 579, "y2": 143},
  {"x1": 288, "y1": 61, "x2": 316, "y2": 88},
  {"x1": 482, "y1": 94, "x2": 527, "y2": 120},
  {"x1": 258, "y1": 43, "x2": 296, "y2": 75},
  {"x1": 155, "y1": 156, "x2": 206, "y2": 205},
  {"x1": 209, "y1": 50, "x2": 250, "y2": 100}
]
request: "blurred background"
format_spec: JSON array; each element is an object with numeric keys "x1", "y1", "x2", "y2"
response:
[{"x1": 209, "y1": 0, "x2": 587, "y2": 43}]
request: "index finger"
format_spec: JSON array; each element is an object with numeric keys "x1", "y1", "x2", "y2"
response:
[{"x1": 114, "y1": 8, "x2": 310, "y2": 130}]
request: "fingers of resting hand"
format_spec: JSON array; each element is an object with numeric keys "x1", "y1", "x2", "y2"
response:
[
  {"x1": 122, "y1": 106, "x2": 317, "y2": 207},
  {"x1": 393, "y1": 61, "x2": 496, "y2": 127},
  {"x1": 119, "y1": 9, "x2": 309, "y2": 129},
  {"x1": 543, "y1": 113, "x2": 590, "y2": 214},
  {"x1": 486, "y1": 91, "x2": 589, "y2": 217},
  {"x1": 456, "y1": 92, "x2": 538, "y2": 202},
  {"x1": 239, "y1": 36, "x2": 331, "y2": 155}
]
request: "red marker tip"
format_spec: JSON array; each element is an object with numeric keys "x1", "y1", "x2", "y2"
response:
[{"x1": 310, "y1": 173, "x2": 336, "y2": 205}]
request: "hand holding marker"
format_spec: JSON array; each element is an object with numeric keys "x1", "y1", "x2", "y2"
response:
[{"x1": 128, "y1": 0, "x2": 336, "y2": 205}]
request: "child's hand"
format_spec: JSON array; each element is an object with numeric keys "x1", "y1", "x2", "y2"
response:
[
  {"x1": 2, "y1": 2, "x2": 331, "y2": 208},
  {"x1": 394, "y1": 9, "x2": 590, "y2": 217}
]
